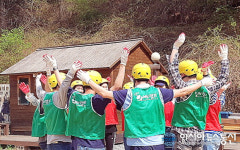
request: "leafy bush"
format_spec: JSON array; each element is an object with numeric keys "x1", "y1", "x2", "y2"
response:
[
  {"x1": 0, "y1": 27, "x2": 31, "y2": 83},
  {"x1": 0, "y1": 27, "x2": 31, "y2": 54}
]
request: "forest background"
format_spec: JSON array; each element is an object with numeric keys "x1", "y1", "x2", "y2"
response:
[{"x1": 0, "y1": 0, "x2": 239, "y2": 112}]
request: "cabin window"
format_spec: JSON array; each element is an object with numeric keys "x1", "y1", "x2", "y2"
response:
[{"x1": 18, "y1": 76, "x2": 30, "y2": 105}]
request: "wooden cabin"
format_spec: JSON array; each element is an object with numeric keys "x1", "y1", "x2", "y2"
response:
[{"x1": 0, "y1": 38, "x2": 167, "y2": 136}]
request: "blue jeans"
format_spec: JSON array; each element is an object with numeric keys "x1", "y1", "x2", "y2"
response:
[
  {"x1": 77, "y1": 146, "x2": 105, "y2": 150},
  {"x1": 164, "y1": 127, "x2": 175, "y2": 150},
  {"x1": 39, "y1": 141, "x2": 47, "y2": 150},
  {"x1": 47, "y1": 142, "x2": 71, "y2": 150},
  {"x1": 129, "y1": 144, "x2": 164, "y2": 150},
  {"x1": 203, "y1": 131, "x2": 222, "y2": 150},
  {"x1": 124, "y1": 136, "x2": 131, "y2": 150}
]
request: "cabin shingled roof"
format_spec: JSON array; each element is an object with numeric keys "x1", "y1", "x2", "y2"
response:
[{"x1": 1, "y1": 38, "x2": 155, "y2": 75}]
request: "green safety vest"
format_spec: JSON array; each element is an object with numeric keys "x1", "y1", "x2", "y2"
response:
[
  {"x1": 66, "y1": 92, "x2": 105, "y2": 140},
  {"x1": 43, "y1": 92, "x2": 67, "y2": 135},
  {"x1": 124, "y1": 86, "x2": 165, "y2": 138},
  {"x1": 31, "y1": 104, "x2": 47, "y2": 137},
  {"x1": 172, "y1": 86, "x2": 210, "y2": 130}
]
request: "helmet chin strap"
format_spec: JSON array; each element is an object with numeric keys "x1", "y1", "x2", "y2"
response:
[{"x1": 181, "y1": 74, "x2": 187, "y2": 79}]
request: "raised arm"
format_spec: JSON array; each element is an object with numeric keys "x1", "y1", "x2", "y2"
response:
[
  {"x1": 35, "y1": 74, "x2": 47, "y2": 101},
  {"x1": 54, "y1": 61, "x2": 82, "y2": 108},
  {"x1": 77, "y1": 70, "x2": 114, "y2": 99},
  {"x1": 170, "y1": 33, "x2": 185, "y2": 63},
  {"x1": 110, "y1": 47, "x2": 130, "y2": 91},
  {"x1": 43, "y1": 54, "x2": 64, "y2": 87},
  {"x1": 168, "y1": 53, "x2": 188, "y2": 89},
  {"x1": 40, "y1": 74, "x2": 51, "y2": 92},
  {"x1": 167, "y1": 33, "x2": 186, "y2": 89},
  {"x1": 19, "y1": 82, "x2": 40, "y2": 106},
  {"x1": 207, "y1": 44, "x2": 229, "y2": 96},
  {"x1": 42, "y1": 54, "x2": 52, "y2": 92},
  {"x1": 218, "y1": 82, "x2": 231, "y2": 95},
  {"x1": 173, "y1": 77, "x2": 213, "y2": 98}
]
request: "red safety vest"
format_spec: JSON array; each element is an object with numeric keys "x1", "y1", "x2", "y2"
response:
[
  {"x1": 205, "y1": 92, "x2": 222, "y2": 131},
  {"x1": 105, "y1": 100, "x2": 119, "y2": 125},
  {"x1": 121, "y1": 110, "x2": 125, "y2": 131},
  {"x1": 164, "y1": 101, "x2": 174, "y2": 127}
]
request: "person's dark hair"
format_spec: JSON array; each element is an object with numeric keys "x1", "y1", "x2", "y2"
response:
[
  {"x1": 154, "y1": 80, "x2": 169, "y2": 88},
  {"x1": 134, "y1": 79, "x2": 149, "y2": 82},
  {"x1": 84, "y1": 86, "x2": 92, "y2": 91},
  {"x1": 100, "y1": 82, "x2": 108, "y2": 86},
  {"x1": 134, "y1": 79, "x2": 149, "y2": 87},
  {"x1": 182, "y1": 74, "x2": 197, "y2": 80}
]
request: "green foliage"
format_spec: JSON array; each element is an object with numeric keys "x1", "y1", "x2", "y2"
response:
[
  {"x1": 0, "y1": 27, "x2": 31, "y2": 54},
  {"x1": 0, "y1": 145, "x2": 15, "y2": 150},
  {"x1": 67, "y1": 0, "x2": 108, "y2": 26},
  {"x1": 207, "y1": 5, "x2": 237, "y2": 25},
  {"x1": 0, "y1": 27, "x2": 31, "y2": 83}
]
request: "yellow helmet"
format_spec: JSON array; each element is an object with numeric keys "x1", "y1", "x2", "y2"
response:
[
  {"x1": 123, "y1": 82, "x2": 134, "y2": 89},
  {"x1": 71, "y1": 80, "x2": 83, "y2": 88},
  {"x1": 83, "y1": 70, "x2": 102, "y2": 86},
  {"x1": 132, "y1": 63, "x2": 151, "y2": 80},
  {"x1": 179, "y1": 60, "x2": 198, "y2": 76},
  {"x1": 196, "y1": 68, "x2": 204, "y2": 80},
  {"x1": 48, "y1": 72, "x2": 66, "y2": 88},
  {"x1": 155, "y1": 76, "x2": 170, "y2": 86},
  {"x1": 101, "y1": 78, "x2": 109, "y2": 84}
]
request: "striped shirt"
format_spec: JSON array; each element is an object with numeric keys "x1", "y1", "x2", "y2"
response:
[{"x1": 166, "y1": 53, "x2": 229, "y2": 103}]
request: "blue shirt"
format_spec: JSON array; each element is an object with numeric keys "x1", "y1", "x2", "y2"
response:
[
  {"x1": 113, "y1": 84, "x2": 174, "y2": 146},
  {"x1": 113, "y1": 86, "x2": 174, "y2": 110}
]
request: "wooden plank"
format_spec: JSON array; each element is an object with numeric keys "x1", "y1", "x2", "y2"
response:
[
  {"x1": 0, "y1": 135, "x2": 39, "y2": 147},
  {"x1": 222, "y1": 118, "x2": 240, "y2": 124},
  {"x1": 224, "y1": 126, "x2": 240, "y2": 131},
  {"x1": 11, "y1": 126, "x2": 32, "y2": 132}
]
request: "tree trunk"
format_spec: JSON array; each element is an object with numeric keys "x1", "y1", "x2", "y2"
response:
[{"x1": 0, "y1": 0, "x2": 7, "y2": 29}]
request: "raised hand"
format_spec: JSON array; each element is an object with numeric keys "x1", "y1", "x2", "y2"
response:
[
  {"x1": 127, "y1": 74, "x2": 134, "y2": 82},
  {"x1": 218, "y1": 44, "x2": 228, "y2": 60},
  {"x1": 19, "y1": 82, "x2": 30, "y2": 94},
  {"x1": 173, "y1": 33, "x2": 185, "y2": 50},
  {"x1": 70, "y1": 61, "x2": 83, "y2": 74},
  {"x1": 43, "y1": 54, "x2": 57, "y2": 70},
  {"x1": 77, "y1": 70, "x2": 91, "y2": 84},
  {"x1": 149, "y1": 75, "x2": 157, "y2": 86},
  {"x1": 40, "y1": 74, "x2": 47, "y2": 85},
  {"x1": 201, "y1": 61, "x2": 214, "y2": 73},
  {"x1": 120, "y1": 47, "x2": 130, "y2": 66}
]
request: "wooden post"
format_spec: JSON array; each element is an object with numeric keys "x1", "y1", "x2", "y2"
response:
[
  {"x1": 149, "y1": 64, "x2": 161, "y2": 77},
  {"x1": 5, "y1": 123, "x2": 9, "y2": 135},
  {"x1": 0, "y1": 123, "x2": 9, "y2": 135}
]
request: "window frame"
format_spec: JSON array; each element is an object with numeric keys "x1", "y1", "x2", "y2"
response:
[{"x1": 17, "y1": 75, "x2": 31, "y2": 105}]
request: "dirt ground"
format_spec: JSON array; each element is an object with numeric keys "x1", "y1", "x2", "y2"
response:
[{"x1": 113, "y1": 143, "x2": 124, "y2": 150}]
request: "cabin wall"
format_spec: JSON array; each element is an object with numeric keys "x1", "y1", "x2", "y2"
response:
[{"x1": 9, "y1": 74, "x2": 36, "y2": 135}]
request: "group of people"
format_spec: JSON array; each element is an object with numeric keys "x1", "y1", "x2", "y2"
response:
[{"x1": 18, "y1": 33, "x2": 230, "y2": 150}]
